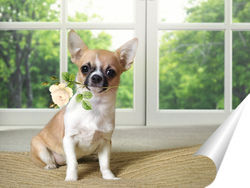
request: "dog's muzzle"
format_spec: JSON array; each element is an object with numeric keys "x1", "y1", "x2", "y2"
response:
[{"x1": 85, "y1": 73, "x2": 108, "y2": 93}]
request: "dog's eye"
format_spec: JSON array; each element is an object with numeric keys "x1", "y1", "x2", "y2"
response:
[
  {"x1": 107, "y1": 69, "x2": 116, "y2": 77},
  {"x1": 81, "y1": 65, "x2": 89, "y2": 73}
]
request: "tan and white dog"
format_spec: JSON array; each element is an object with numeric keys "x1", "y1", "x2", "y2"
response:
[{"x1": 30, "y1": 29, "x2": 138, "y2": 181}]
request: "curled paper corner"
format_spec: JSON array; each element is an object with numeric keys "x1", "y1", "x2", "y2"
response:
[
  {"x1": 193, "y1": 94, "x2": 247, "y2": 171},
  {"x1": 193, "y1": 94, "x2": 250, "y2": 188}
]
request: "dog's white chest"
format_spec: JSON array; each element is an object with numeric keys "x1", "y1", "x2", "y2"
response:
[
  {"x1": 73, "y1": 126, "x2": 111, "y2": 154},
  {"x1": 71, "y1": 116, "x2": 114, "y2": 157},
  {"x1": 64, "y1": 92, "x2": 115, "y2": 156}
]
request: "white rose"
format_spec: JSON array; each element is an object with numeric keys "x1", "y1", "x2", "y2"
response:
[{"x1": 49, "y1": 83, "x2": 73, "y2": 107}]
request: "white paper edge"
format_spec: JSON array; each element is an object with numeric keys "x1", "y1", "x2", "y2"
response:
[
  {"x1": 205, "y1": 94, "x2": 250, "y2": 187},
  {"x1": 193, "y1": 94, "x2": 249, "y2": 171}
]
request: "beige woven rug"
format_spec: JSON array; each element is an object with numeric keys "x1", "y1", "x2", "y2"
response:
[{"x1": 0, "y1": 145, "x2": 216, "y2": 188}]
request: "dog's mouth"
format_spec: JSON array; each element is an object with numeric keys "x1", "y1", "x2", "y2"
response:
[{"x1": 86, "y1": 85, "x2": 108, "y2": 93}]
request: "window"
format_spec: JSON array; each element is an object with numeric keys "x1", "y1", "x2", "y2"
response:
[
  {"x1": 1, "y1": 0, "x2": 249, "y2": 126},
  {"x1": 0, "y1": 0, "x2": 145, "y2": 126},
  {"x1": 147, "y1": 0, "x2": 250, "y2": 126}
]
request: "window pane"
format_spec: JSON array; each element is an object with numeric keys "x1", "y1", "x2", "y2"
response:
[
  {"x1": 159, "y1": 0, "x2": 224, "y2": 23},
  {"x1": 0, "y1": 30, "x2": 60, "y2": 108},
  {"x1": 68, "y1": 30, "x2": 134, "y2": 109},
  {"x1": 0, "y1": 0, "x2": 60, "y2": 22},
  {"x1": 233, "y1": 31, "x2": 250, "y2": 108},
  {"x1": 233, "y1": 1, "x2": 250, "y2": 23},
  {"x1": 68, "y1": 0, "x2": 134, "y2": 23},
  {"x1": 159, "y1": 30, "x2": 224, "y2": 109}
]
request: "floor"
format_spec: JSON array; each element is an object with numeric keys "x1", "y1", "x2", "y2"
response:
[{"x1": 0, "y1": 125, "x2": 218, "y2": 152}]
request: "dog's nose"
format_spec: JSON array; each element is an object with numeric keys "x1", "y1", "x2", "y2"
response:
[{"x1": 91, "y1": 74, "x2": 102, "y2": 84}]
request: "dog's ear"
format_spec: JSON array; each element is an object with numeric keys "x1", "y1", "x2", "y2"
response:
[
  {"x1": 115, "y1": 38, "x2": 138, "y2": 71},
  {"x1": 68, "y1": 29, "x2": 88, "y2": 64}
]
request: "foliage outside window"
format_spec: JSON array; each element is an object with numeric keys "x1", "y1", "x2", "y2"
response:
[
  {"x1": 1, "y1": 0, "x2": 250, "y2": 111},
  {"x1": 0, "y1": 0, "x2": 133, "y2": 109},
  {"x1": 159, "y1": 0, "x2": 250, "y2": 109}
]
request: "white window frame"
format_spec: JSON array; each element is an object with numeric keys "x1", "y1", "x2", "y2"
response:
[
  {"x1": 146, "y1": 0, "x2": 250, "y2": 126},
  {"x1": 0, "y1": 0, "x2": 146, "y2": 126},
  {"x1": 2, "y1": 0, "x2": 248, "y2": 127}
]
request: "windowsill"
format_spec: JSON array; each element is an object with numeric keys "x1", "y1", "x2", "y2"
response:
[{"x1": 0, "y1": 125, "x2": 218, "y2": 152}]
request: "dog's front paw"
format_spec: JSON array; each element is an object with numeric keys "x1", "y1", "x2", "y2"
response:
[
  {"x1": 103, "y1": 175, "x2": 120, "y2": 180},
  {"x1": 102, "y1": 170, "x2": 120, "y2": 180},
  {"x1": 65, "y1": 170, "x2": 78, "y2": 181},
  {"x1": 108, "y1": 177, "x2": 121, "y2": 180},
  {"x1": 64, "y1": 175, "x2": 78, "y2": 181}
]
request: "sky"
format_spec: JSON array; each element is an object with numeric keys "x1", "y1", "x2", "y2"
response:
[
  {"x1": 67, "y1": 0, "x2": 196, "y2": 23},
  {"x1": 67, "y1": 0, "x2": 134, "y2": 50},
  {"x1": 159, "y1": 0, "x2": 192, "y2": 23},
  {"x1": 58, "y1": 0, "x2": 205, "y2": 50}
]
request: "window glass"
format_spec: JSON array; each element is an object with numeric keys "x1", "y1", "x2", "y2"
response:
[
  {"x1": 0, "y1": 30, "x2": 60, "y2": 108},
  {"x1": 67, "y1": 30, "x2": 134, "y2": 109},
  {"x1": 159, "y1": 30, "x2": 224, "y2": 109},
  {"x1": 233, "y1": 31, "x2": 250, "y2": 108},
  {"x1": 159, "y1": 0, "x2": 224, "y2": 23},
  {"x1": 0, "y1": 0, "x2": 60, "y2": 22},
  {"x1": 68, "y1": 0, "x2": 134, "y2": 23},
  {"x1": 233, "y1": 0, "x2": 250, "y2": 23}
]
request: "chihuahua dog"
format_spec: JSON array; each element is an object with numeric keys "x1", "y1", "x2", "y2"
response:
[{"x1": 30, "y1": 29, "x2": 138, "y2": 181}]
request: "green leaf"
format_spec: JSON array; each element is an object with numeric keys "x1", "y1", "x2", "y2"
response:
[
  {"x1": 50, "y1": 76, "x2": 58, "y2": 80},
  {"x1": 69, "y1": 73, "x2": 75, "y2": 81},
  {"x1": 61, "y1": 72, "x2": 69, "y2": 81},
  {"x1": 82, "y1": 100, "x2": 92, "y2": 110},
  {"x1": 67, "y1": 82, "x2": 74, "y2": 89},
  {"x1": 41, "y1": 81, "x2": 49, "y2": 86},
  {"x1": 82, "y1": 91, "x2": 93, "y2": 99},
  {"x1": 76, "y1": 94, "x2": 83, "y2": 103}
]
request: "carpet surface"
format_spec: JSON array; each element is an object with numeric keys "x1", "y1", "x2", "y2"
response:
[{"x1": 0, "y1": 145, "x2": 216, "y2": 188}]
